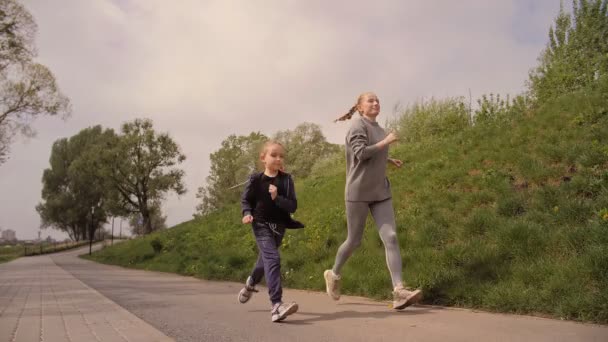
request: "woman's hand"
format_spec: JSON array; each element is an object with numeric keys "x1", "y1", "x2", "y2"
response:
[
  {"x1": 384, "y1": 131, "x2": 399, "y2": 145},
  {"x1": 388, "y1": 158, "x2": 403, "y2": 168},
  {"x1": 378, "y1": 131, "x2": 399, "y2": 149}
]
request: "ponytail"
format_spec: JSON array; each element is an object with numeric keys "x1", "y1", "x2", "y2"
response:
[
  {"x1": 334, "y1": 105, "x2": 358, "y2": 122},
  {"x1": 334, "y1": 92, "x2": 376, "y2": 123}
]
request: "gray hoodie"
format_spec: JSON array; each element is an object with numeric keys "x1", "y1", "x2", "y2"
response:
[{"x1": 345, "y1": 115, "x2": 391, "y2": 202}]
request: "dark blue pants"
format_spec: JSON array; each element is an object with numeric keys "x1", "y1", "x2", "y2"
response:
[{"x1": 250, "y1": 221, "x2": 285, "y2": 305}]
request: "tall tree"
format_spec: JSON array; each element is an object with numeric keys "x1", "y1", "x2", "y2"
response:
[
  {"x1": 529, "y1": 0, "x2": 608, "y2": 102},
  {"x1": 128, "y1": 202, "x2": 167, "y2": 236},
  {"x1": 195, "y1": 132, "x2": 267, "y2": 216},
  {"x1": 0, "y1": 0, "x2": 71, "y2": 165},
  {"x1": 36, "y1": 126, "x2": 114, "y2": 241},
  {"x1": 102, "y1": 119, "x2": 186, "y2": 234}
]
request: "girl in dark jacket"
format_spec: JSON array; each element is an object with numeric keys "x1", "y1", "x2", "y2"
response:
[{"x1": 238, "y1": 140, "x2": 303, "y2": 322}]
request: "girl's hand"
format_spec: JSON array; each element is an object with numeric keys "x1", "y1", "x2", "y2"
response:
[
  {"x1": 389, "y1": 158, "x2": 403, "y2": 168},
  {"x1": 269, "y1": 184, "x2": 278, "y2": 200},
  {"x1": 242, "y1": 215, "x2": 253, "y2": 224}
]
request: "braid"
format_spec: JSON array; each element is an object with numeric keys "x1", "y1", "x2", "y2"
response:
[
  {"x1": 334, "y1": 92, "x2": 376, "y2": 123},
  {"x1": 334, "y1": 105, "x2": 358, "y2": 123}
]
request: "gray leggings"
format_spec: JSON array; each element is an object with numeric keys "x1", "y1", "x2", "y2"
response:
[{"x1": 332, "y1": 198, "x2": 403, "y2": 287}]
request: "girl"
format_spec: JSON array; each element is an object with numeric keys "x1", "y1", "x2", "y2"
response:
[
  {"x1": 324, "y1": 92, "x2": 422, "y2": 310},
  {"x1": 238, "y1": 140, "x2": 304, "y2": 322}
]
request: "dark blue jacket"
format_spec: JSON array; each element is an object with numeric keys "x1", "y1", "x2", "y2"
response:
[{"x1": 241, "y1": 171, "x2": 305, "y2": 229}]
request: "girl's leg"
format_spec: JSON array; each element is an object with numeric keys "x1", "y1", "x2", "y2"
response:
[
  {"x1": 332, "y1": 201, "x2": 369, "y2": 275},
  {"x1": 250, "y1": 253, "x2": 265, "y2": 285},
  {"x1": 370, "y1": 199, "x2": 403, "y2": 288},
  {"x1": 253, "y1": 223, "x2": 285, "y2": 305}
]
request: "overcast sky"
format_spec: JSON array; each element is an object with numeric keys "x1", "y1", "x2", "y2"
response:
[{"x1": 0, "y1": 0, "x2": 561, "y2": 240}]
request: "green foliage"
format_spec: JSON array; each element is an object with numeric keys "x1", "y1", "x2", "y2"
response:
[
  {"x1": 309, "y1": 148, "x2": 345, "y2": 179},
  {"x1": 529, "y1": 0, "x2": 608, "y2": 102},
  {"x1": 387, "y1": 97, "x2": 471, "y2": 143},
  {"x1": 0, "y1": 244, "x2": 22, "y2": 263},
  {"x1": 130, "y1": 202, "x2": 167, "y2": 236},
  {"x1": 474, "y1": 94, "x2": 531, "y2": 124},
  {"x1": 273, "y1": 122, "x2": 341, "y2": 178},
  {"x1": 0, "y1": 0, "x2": 71, "y2": 165},
  {"x1": 102, "y1": 118, "x2": 186, "y2": 234},
  {"x1": 150, "y1": 237, "x2": 163, "y2": 254},
  {"x1": 195, "y1": 132, "x2": 267, "y2": 216},
  {"x1": 38, "y1": 119, "x2": 184, "y2": 239},
  {"x1": 36, "y1": 126, "x2": 115, "y2": 241}
]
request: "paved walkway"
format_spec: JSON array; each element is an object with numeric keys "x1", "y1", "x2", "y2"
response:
[
  {"x1": 0, "y1": 253, "x2": 172, "y2": 342},
  {"x1": 2, "y1": 245, "x2": 607, "y2": 342}
]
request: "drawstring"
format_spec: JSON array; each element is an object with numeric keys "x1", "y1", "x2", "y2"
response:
[
  {"x1": 266, "y1": 222, "x2": 283, "y2": 236},
  {"x1": 256, "y1": 221, "x2": 283, "y2": 236}
]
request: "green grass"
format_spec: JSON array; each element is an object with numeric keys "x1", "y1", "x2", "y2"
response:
[
  {"x1": 0, "y1": 241, "x2": 96, "y2": 263},
  {"x1": 23, "y1": 241, "x2": 93, "y2": 256},
  {"x1": 0, "y1": 245, "x2": 23, "y2": 263},
  {"x1": 89, "y1": 82, "x2": 608, "y2": 324}
]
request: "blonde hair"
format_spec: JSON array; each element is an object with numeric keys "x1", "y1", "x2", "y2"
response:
[
  {"x1": 334, "y1": 92, "x2": 376, "y2": 122},
  {"x1": 260, "y1": 140, "x2": 285, "y2": 157},
  {"x1": 259, "y1": 140, "x2": 286, "y2": 171}
]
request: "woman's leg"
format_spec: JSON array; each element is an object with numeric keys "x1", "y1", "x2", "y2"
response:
[
  {"x1": 332, "y1": 201, "x2": 369, "y2": 275},
  {"x1": 370, "y1": 199, "x2": 403, "y2": 288}
]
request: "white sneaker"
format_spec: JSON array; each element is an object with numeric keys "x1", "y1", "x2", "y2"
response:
[
  {"x1": 323, "y1": 269, "x2": 341, "y2": 300},
  {"x1": 271, "y1": 302, "x2": 299, "y2": 322},
  {"x1": 392, "y1": 285, "x2": 422, "y2": 310},
  {"x1": 238, "y1": 276, "x2": 258, "y2": 304}
]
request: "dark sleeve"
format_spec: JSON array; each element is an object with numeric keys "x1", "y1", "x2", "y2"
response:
[
  {"x1": 348, "y1": 120, "x2": 382, "y2": 161},
  {"x1": 274, "y1": 175, "x2": 297, "y2": 214},
  {"x1": 241, "y1": 174, "x2": 256, "y2": 217}
]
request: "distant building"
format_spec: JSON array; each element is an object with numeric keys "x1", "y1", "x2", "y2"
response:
[
  {"x1": 1, "y1": 229, "x2": 16, "y2": 242},
  {"x1": 45, "y1": 236, "x2": 56, "y2": 243}
]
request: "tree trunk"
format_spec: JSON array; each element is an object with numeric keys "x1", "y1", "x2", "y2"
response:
[{"x1": 142, "y1": 207, "x2": 152, "y2": 235}]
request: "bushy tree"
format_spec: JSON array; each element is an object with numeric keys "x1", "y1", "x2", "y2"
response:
[
  {"x1": 529, "y1": 0, "x2": 608, "y2": 102},
  {"x1": 0, "y1": 0, "x2": 71, "y2": 165}
]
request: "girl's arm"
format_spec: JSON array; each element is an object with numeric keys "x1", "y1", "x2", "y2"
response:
[
  {"x1": 241, "y1": 174, "x2": 256, "y2": 217},
  {"x1": 274, "y1": 175, "x2": 297, "y2": 213}
]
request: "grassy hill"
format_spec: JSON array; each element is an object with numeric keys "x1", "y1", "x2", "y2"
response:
[{"x1": 88, "y1": 80, "x2": 608, "y2": 323}]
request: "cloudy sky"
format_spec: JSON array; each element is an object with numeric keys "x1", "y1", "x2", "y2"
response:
[{"x1": 1, "y1": 0, "x2": 561, "y2": 240}]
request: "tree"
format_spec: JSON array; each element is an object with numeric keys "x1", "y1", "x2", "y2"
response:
[
  {"x1": 195, "y1": 132, "x2": 267, "y2": 216},
  {"x1": 128, "y1": 202, "x2": 167, "y2": 236},
  {"x1": 529, "y1": 0, "x2": 608, "y2": 102},
  {"x1": 0, "y1": 0, "x2": 35, "y2": 71},
  {"x1": 102, "y1": 119, "x2": 186, "y2": 235},
  {"x1": 36, "y1": 126, "x2": 115, "y2": 241},
  {"x1": 0, "y1": 124, "x2": 8, "y2": 164},
  {"x1": 273, "y1": 122, "x2": 340, "y2": 178},
  {"x1": 0, "y1": 0, "x2": 71, "y2": 165}
]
